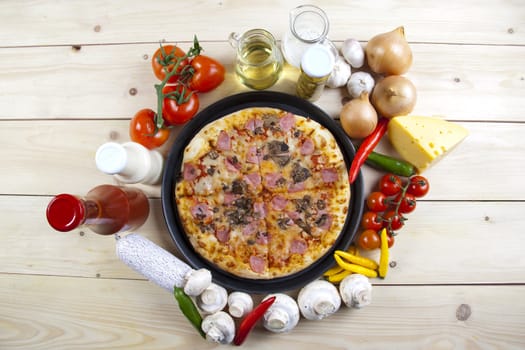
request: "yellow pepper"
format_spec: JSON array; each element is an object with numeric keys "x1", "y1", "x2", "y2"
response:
[
  {"x1": 334, "y1": 254, "x2": 378, "y2": 278},
  {"x1": 378, "y1": 228, "x2": 389, "y2": 278},
  {"x1": 323, "y1": 264, "x2": 344, "y2": 277},
  {"x1": 326, "y1": 269, "x2": 352, "y2": 283},
  {"x1": 334, "y1": 250, "x2": 379, "y2": 270},
  {"x1": 347, "y1": 244, "x2": 358, "y2": 256}
]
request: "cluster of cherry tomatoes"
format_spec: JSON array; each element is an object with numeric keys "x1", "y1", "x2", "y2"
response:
[
  {"x1": 357, "y1": 173, "x2": 430, "y2": 250},
  {"x1": 130, "y1": 38, "x2": 225, "y2": 149}
]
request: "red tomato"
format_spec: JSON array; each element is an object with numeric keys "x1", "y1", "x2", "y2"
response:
[
  {"x1": 383, "y1": 210, "x2": 404, "y2": 231},
  {"x1": 162, "y1": 85, "x2": 199, "y2": 125},
  {"x1": 189, "y1": 55, "x2": 225, "y2": 92},
  {"x1": 152, "y1": 45, "x2": 189, "y2": 83},
  {"x1": 357, "y1": 229, "x2": 381, "y2": 250},
  {"x1": 361, "y1": 211, "x2": 383, "y2": 231},
  {"x1": 379, "y1": 174, "x2": 403, "y2": 196},
  {"x1": 407, "y1": 175, "x2": 430, "y2": 197},
  {"x1": 396, "y1": 192, "x2": 417, "y2": 214},
  {"x1": 130, "y1": 108, "x2": 170, "y2": 149},
  {"x1": 367, "y1": 191, "x2": 388, "y2": 212}
]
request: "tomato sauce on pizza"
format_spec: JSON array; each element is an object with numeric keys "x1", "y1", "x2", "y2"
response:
[{"x1": 175, "y1": 107, "x2": 351, "y2": 279}]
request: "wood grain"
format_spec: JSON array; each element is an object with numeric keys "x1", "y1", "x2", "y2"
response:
[
  {"x1": 1, "y1": 0, "x2": 523, "y2": 46},
  {"x1": 0, "y1": 120, "x2": 523, "y2": 200},
  {"x1": 1, "y1": 1, "x2": 524, "y2": 348},
  {"x1": 1, "y1": 196, "x2": 523, "y2": 285},
  {"x1": 1, "y1": 274, "x2": 524, "y2": 349},
  {"x1": 1, "y1": 43, "x2": 524, "y2": 121}
]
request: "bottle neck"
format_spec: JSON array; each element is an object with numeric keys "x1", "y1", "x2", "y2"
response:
[
  {"x1": 46, "y1": 194, "x2": 100, "y2": 232},
  {"x1": 82, "y1": 199, "x2": 101, "y2": 224}
]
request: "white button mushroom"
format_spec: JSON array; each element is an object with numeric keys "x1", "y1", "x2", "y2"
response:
[
  {"x1": 201, "y1": 311, "x2": 235, "y2": 344},
  {"x1": 227, "y1": 291, "x2": 254, "y2": 318},
  {"x1": 262, "y1": 293, "x2": 300, "y2": 333},
  {"x1": 183, "y1": 268, "x2": 212, "y2": 296},
  {"x1": 339, "y1": 274, "x2": 373, "y2": 308},
  {"x1": 196, "y1": 283, "x2": 228, "y2": 315},
  {"x1": 297, "y1": 279, "x2": 341, "y2": 320}
]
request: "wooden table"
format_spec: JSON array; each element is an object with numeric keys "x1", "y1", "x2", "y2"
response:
[{"x1": 1, "y1": 1, "x2": 524, "y2": 348}]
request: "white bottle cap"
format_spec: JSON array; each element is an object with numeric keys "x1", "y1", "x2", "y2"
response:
[
  {"x1": 300, "y1": 44, "x2": 335, "y2": 78},
  {"x1": 95, "y1": 142, "x2": 127, "y2": 175}
]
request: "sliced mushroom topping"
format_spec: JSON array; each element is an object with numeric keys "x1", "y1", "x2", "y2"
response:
[
  {"x1": 294, "y1": 218, "x2": 311, "y2": 235},
  {"x1": 291, "y1": 163, "x2": 311, "y2": 183},
  {"x1": 231, "y1": 179, "x2": 247, "y2": 195},
  {"x1": 267, "y1": 140, "x2": 289, "y2": 155}
]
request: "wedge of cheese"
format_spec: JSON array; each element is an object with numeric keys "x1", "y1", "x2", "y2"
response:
[{"x1": 388, "y1": 116, "x2": 468, "y2": 173}]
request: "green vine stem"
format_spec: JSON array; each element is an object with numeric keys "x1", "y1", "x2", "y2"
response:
[{"x1": 153, "y1": 36, "x2": 203, "y2": 130}]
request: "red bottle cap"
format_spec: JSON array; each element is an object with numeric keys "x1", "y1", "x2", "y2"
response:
[{"x1": 46, "y1": 194, "x2": 85, "y2": 232}]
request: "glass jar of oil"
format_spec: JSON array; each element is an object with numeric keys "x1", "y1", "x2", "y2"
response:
[{"x1": 229, "y1": 29, "x2": 283, "y2": 90}]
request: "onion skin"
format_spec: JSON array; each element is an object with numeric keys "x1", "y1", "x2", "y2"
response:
[
  {"x1": 371, "y1": 75, "x2": 417, "y2": 119},
  {"x1": 340, "y1": 92, "x2": 378, "y2": 139},
  {"x1": 365, "y1": 27, "x2": 413, "y2": 76}
]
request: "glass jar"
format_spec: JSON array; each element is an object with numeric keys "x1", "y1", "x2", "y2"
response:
[
  {"x1": 281, "y1": 5, "x2": 338, "y2": 68},
  {"x1": 296, "y1": 45, "x2": 335, "y2": 101},
  {"x1": 229, "y1": 29, "x2": 283, "y2": 90},
  {"x1": 46, "y1": 185, "x2": 150, "y2": 235}
]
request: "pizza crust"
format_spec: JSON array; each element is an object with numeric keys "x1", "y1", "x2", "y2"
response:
[{"x1": 175, "y1": 107, "x2": 351, "y2": 280}]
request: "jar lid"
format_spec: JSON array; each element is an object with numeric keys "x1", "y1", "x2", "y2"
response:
[
  {"x1": 95, "y1": 142, "x2": 127, "y2": 175},
  {"x1": 300, "y1": 45, "x2": 335, "y2": 78},
  {"x1": 46, "y1": 194, "x2": 84, "y2": 232}
]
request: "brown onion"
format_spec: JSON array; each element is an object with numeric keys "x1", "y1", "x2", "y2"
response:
[
  {"x1": 340, "y1": 92, "x2": 378, "y2": 139},
  {"x1": 365, "y1": 27, "x2": 413, "y2": 75},
  {"x1": 371, "y1": 75, "x2": 417, "y2": 118}
]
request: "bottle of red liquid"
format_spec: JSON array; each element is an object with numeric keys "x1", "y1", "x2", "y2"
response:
[{"x1": 46, "y1": 185, "x2": 150, "y2": 235}]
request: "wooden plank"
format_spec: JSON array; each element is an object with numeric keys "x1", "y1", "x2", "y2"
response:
[
  {"x1": 0, "y1": 0, "x2": 523, "y2": 46},
  {"x1": 1, "y1": 196, "x2": 524, "y2": 284},
  {"x1": 1, "y1": 274, "x2": 524, "y2": 349},
  {"x1": 1, "y1": 42, "x2": 524, "y2": 121},
  {"x1": 0, "y1": 119, "x2": 523, "y2": 200}
]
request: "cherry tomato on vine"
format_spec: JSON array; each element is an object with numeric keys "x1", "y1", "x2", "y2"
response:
[
  {"x1": 152, "y1": 45, "x2": 189, "y2": 83},
  {"x1": 366, "y1": 191, "x2": 388, "y2": 212},
  {"x1": 383, "y1": 210, "x2": 404, "y2": 231},
  {"x1": 130, "y1": 108, "x2": 171, "y2": 149},
  {"x1": 189, "y1": 55, "x2": 225, "y2": 92},
  {"x1": 357, "y1": 229, "x2": 381, "y2": 250},
  {"x1": 162, "y1": 85, "x2": 200, "y2": 125},
  {"x1": 379, "y1": 173, "x2": 403, "y2": 196},
  {"x1": 396, "y1": 192, "x2": 417, "y2": 214},
  {"x1": 361, "y1": 211, "x2": 383, "y2": 231},
  {"x1": 407, "y1": 175, "x2": 430, "y2": 197}
]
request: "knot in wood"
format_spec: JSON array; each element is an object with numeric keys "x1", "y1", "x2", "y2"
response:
[{"x1": 456, "y1": 303, "x2": 471, "y2": 321}]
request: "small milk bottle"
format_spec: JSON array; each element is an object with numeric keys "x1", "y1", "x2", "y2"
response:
[{"x1": 95, "y1": 141, "x2": 164, "y2": 185}]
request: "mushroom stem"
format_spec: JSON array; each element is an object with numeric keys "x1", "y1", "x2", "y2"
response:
[
  {"x1": 227, "y1": 292, "x2": 253, "y2": 318},
  {"x1": 196, "y1": 283, "x2": 228, "y2": 314},
  {"x1": 266, "y1": 308, "x2": 289, "y2": 330},
  {"x1": 313, "y1": 300, "x2": 337, "y2": 316},
  {"x1": 262, "y1": 293, "x2": 300, "y2": 333},
  {"x1": 201, "y1": 311, "x2": 235, "y2": 344}
]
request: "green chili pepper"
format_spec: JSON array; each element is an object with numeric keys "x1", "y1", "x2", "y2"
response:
[
  {"x1": 365, "y1": 151, "x2": 416, "y2": 177},
  {"x1": 173, "y1": 286, "x2": 206, "y2": 338}
]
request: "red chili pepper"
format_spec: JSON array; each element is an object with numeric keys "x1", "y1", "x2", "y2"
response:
[
  {"x1": 233, "y1": 296, "x2": 276, "y2": 346},
  {"x1": 348, "y1": 117, "x2": 389, "y2": 184}
]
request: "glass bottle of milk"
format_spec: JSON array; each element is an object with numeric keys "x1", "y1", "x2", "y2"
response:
[{"x1": 281, "y1": 5, "x2": 338, "y2": 68}]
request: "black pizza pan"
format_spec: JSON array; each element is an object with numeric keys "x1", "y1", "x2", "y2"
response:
[{"x1": 161, "y1": 91, "x2": 364, "y2": 294}]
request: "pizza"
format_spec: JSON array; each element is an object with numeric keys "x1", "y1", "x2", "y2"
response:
[{"x1": 175, "y1": 107, "x2": 351, "y2": 279}]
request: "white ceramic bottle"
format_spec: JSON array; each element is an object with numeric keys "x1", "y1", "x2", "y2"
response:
[{"x1": 95, "y1": 141, "x2": 164, "y2": 185}]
